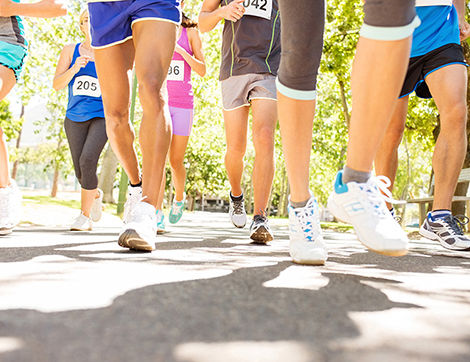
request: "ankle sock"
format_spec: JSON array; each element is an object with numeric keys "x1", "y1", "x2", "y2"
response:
[
  {"x1": 230, "y1": 192, "x2": 243, "y2": 202},
  {"x1": 290, "y1": 199, "x2": 309, "y2": 208},
  {"x1": 430, "y1": 209, "x2": 451, "y2": 220},
  {"x1": 130, "y1": 180, "x2": 142, "y2": 188},
  {"x1": 342, "y1": 166, "x2": 372, "y2": 184}
]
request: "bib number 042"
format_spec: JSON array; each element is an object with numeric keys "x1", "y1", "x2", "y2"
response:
[{"x1": 242, "y1": 0, "x2": 272, "y2": 20}]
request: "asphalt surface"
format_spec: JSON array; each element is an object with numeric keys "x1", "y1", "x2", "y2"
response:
[{"x1": 1, "y1": 206, "x2": 470, "y2": 362}]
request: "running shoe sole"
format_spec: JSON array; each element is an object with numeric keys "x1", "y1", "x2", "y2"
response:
[
  {"x1": 118, "y1": 229, "x2": 155, "y2": 251},
  {"x1": 250, "y1": 225, "x2": 273, "y2": 244},
  {"x1": 328, "y1": 198, "x2": 408, "y2": 257},
  {"x1": 0, "y1": 227, "x2": 13, "y2": 236},
  {"x1": 70, "y1": 227, "x2": 92, "y2": 232},
  {"x1": 419, "y1": 226, "x2": 470, "y2": 251}
]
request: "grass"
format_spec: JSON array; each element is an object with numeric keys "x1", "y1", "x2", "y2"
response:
[{"x1": 24, "y1": 195, "x2": 118, "y2": 214}]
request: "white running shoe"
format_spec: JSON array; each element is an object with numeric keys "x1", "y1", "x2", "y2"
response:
[
  {"x1": 229, "y1": 192, "x2": 247, "y2": 228},
  {"x1": 71, "y1": 212, "x2": 92, "y2": 231},
  {"x1": 420, "y1": 213, "x2": 470, "y2": 251},
  {"x1": 250, "y1": 215, "x2": 274, "y2": 243},
  {"x1": 288, "y1": 194, "x2": 328, "y2": 265},
  {"x1": 156, "y1": 209, "x2": 166, "y2": 234},
  {"x1": 0, "y1": 179, "x2": 22, "y2": 235},
  {"x1": 123, "y1": 185, "x2": 143, "y2": 224},
  {"x1": 91, "y1": 188, "x2": 104, "y2": 222},
  {"x1": 118, "y1": 201, "x2": 157, "y2": 251},
  {"x1": 327, "y1": 171, "x2": 409, "y2": 256}
]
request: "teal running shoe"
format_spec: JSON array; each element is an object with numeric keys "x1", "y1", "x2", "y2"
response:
[
  {"x1": 169, "y1": 193, "x2": 186, "y2": 224},
  {"x1": 156, "y1": 209, "x2": 165, "y2": 233}
]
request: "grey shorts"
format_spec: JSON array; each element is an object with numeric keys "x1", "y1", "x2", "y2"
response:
[{"x1": 220, "y1": 73, "x2": 277, "y2": 111}]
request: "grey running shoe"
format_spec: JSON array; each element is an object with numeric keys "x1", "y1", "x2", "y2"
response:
[
  {"x1": 250, "y1": 215, "x2": 273, "y2": 243},
  {"x1": 229, "y1": 193, "x2": 247, "y2": 228},
  {"x1": 419, "y1": 213, "x2": 470, "y2": 251}
]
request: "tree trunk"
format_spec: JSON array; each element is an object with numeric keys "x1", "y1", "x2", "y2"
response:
[
  {"x1": 98, "y1": 144, "x2": 119, "y2": 203},
  {"x1": 51, "y1": 165, "x2": 59, "y2": 198},
  {"x1": 11, "y1": 104, "x2": 24, "y2": 180},
  {"x1": 338, "y1": 78, "x2": 351, "y2": 127},
  {"x1": 277, "y1": 166, "x2": 286, "y2": 217},
  {"x1": 282, "y1": 183, "x2": 290, "y2": 217}
]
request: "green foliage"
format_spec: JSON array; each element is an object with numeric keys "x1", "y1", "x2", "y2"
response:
[{"x1": 0, "y1": 99, "x2": 17, "y2": 141}]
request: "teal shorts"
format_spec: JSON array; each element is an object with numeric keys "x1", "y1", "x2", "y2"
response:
[{"x1": 0, "y1": 42, "x2": 27, "y2": 81}]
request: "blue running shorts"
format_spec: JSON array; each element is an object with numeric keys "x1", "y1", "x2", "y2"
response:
[
  {"x1": 0, "y1": 41, "x2": 27, "y2": 81},
  {"x1": 88, "y1": 0, "x2": 181, "y2": 49}
]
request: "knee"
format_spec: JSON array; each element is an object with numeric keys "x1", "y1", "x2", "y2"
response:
[
  {"x1": 169, "y1": 154, "x2": 185, "y2": 171},
  {"x1": 226, "y1": 141, "x2": 246, "y2": 160},
  {"x1": 253, "y1": 126, "x2": 275, "y2": 153},
  {"x1": 139, "y1": 76, "x2": 165, "y2": 109},
  {"x1": 441, "y1": 103, "x2": 468, "y2": 133},
  {"x1": 105, "y1": 108, "x2": 130, "y2": 133},
  {"x1": 384, "y1": 127, "x2": 405, "y2": 149}
]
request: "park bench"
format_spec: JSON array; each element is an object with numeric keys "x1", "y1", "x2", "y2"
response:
[{"x1": 406, "y1": 167, "x2": 470, "y2": 230}]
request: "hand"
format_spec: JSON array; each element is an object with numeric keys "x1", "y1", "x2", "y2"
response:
[
  {"x1": 72, "y1": 55, "x2": 91, "y2": 73},
  {"x1": 174, "y1": 43, "x2": 185, "y2": 55},
  {"x1": 460, "y1": 20, "x2": 470, "y2": 41},
  {"x1": 220, "y1": 0, "x2": 245, "y2": 23},
  {"x1": 0, "y1": 0, "x2": 15, "y2": 17}
]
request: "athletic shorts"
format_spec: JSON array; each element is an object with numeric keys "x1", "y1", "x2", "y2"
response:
[
  {"x1": 220, "y1": 73, "x2": 277, "y2": 111},
  {"x1": 169, "y1": 106, "x2": 193, "y2": 137},
  {"x1": 88, "y1": 0, "x2": 181, "y2": 49},
  {"x1": 0, "y1": 41, "x2": 27, "y2": 81},
  {"x1": 400, "y1": 43, "x2": 467, "y2": 99}
]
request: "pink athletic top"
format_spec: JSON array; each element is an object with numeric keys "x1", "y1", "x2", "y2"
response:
[{"x1": 167, "y1": 27, "x2": 194, "y2": 109}]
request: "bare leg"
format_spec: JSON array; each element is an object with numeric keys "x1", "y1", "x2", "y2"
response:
[
  {"x1": 346, "y1": 37, "x2": 412, "y2": 172},
  {"x1": 374, "y1": 96, "x2": 409, "y2": 209},
  {"x1": 133, "y1": 20, "x2": 177, "y2": 206},
  {"x1": 94, "y1": 40, "x2": 141, "y2": 185},
  {"x1": 251, "y1": 99, "x2": 277, "y2": 214},
  {"x1": 277, "y1": 95, "x2": 315, "y2": 203},
  {"x1": 81, "y1": 188, "x2": 99, "y2": 218},
  {"x1": 425, "y1": 64, "x2": 468, "y2": 210},
  {"x1": 223, "y1": 106, "x2": 250, "y2": 197},
  {"x1": 169, "y1": 135, "x2": 190, "y2": 202},
  {"x1": 0, "y1": 66, "x2": 18, "y2": 188}
]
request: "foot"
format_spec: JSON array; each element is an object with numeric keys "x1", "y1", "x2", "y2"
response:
[
  {"x1": 169, "y1": 193, "x2": 186, "y2": 224},
  {"x1": 327, "y1": 171, "x2": 409, "y2": 256},
  {"x1": 419, "y1": 213, "x2": 470, "y2": 251},
  {"x1": 91, "y1": 188, "x2": 104, "y2": 222},
  {"x1": 0, "y1": 180, "x2": 22, "y2": 235},
  {"x1": 288, "y1": 194, "x2": 327, "y2": 265},
  {"x1": 229, "y1": 192, "x2": 247, "y2": 228},
  {"x1": 119, "y1": 201, "x2": 157, "y2": 251},
  {"x1": 70, "y1": 212, "x2": 92, "y2": 231},
  {"x1": 250, "y1": 214, "x2": 274, "y2": 244},
  {"x1": 123, "y1": 184, "x2": 143, "y2": 224},
  {"x1": 156, "y1": 209, "x2": 166, "y2": 234}
]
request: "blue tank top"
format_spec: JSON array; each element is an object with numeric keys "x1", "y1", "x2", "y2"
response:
[
  {"x1": 411, "y1": 5, "x2": 460, "y2": 58},
  {"x1": 65, "y1": 44, "x2": 105, "y2": 122}
]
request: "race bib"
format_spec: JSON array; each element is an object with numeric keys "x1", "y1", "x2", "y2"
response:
[
  {"x1": 72, "y1": 75, "x2": 101, "y2": 97},
  {"x1": 242, "y1": 0, "x2": 272, "y2": 20},
  {"x1": 167, "y1": 60, "x2": 184, "y2": 81}
]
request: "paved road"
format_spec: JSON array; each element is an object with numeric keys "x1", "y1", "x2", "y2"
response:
[{"x1": 0, "y1": 210, "x2": 469, "y2": 362}]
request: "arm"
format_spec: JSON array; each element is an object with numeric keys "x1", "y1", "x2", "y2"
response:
[
  {"x1": 198, "y1": 0, "x2": 245, "y2": 33},
  {"x1": 176, "y1": 28, "x2": 206, "y2": 77},
  {"x1": 53, "y1": 44, "x2": 89, "y2": 91},
  {"x1": 0, "y1": 0, "x2": 67, "y2": 18},
  {"x1": 454, "y1": 0, "x2": 470, "y2": 41}
]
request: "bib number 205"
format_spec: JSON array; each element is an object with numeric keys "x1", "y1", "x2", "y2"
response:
[{"x1": 72, "y1": 76, "x2": 101, "y2": 97}]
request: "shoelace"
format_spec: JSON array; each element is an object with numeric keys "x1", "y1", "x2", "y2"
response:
[
  {"x1": 361, "y1": 176, "x2": 405, "y2": 217},
  {"x1": 253, "y1": 214, "x2": 267, "y2": 225},
  {"x1": 171, "y1": 201, "x2": 184, "y2": 215},
  {"x1": 441, "y1": 214, "x2": 469, "y2": 236},
  {"x1": 129, "y1": 196, "x2": 153, "y2": 222},
  {"x1": 231, "y1": 199, "x2": 245, "y2": 215},
  {"x1": 294, "y1": 200, "x2": 319, "y2": 241}
]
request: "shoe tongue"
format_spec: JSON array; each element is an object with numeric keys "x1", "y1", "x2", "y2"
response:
[{"x1": 139, "y1": 201, "x2": 156, "y2": 214}]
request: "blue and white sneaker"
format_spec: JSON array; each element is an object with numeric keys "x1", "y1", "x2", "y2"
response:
[
  {"x1": 327, "y1": 170, "x2": 408, "y2": 256},
  {"x1": 169, "y1": 193, "x2": 185, "y2": 224},
  {"x1": 156, "y1": 209, "x2": 166, "y2": 233},
  {"x1": 420, "y1": 213, "x2": 470, "y2": 251},
  {"x1": 288, "y1": 193, "x2": 327, "y2": 265}
]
